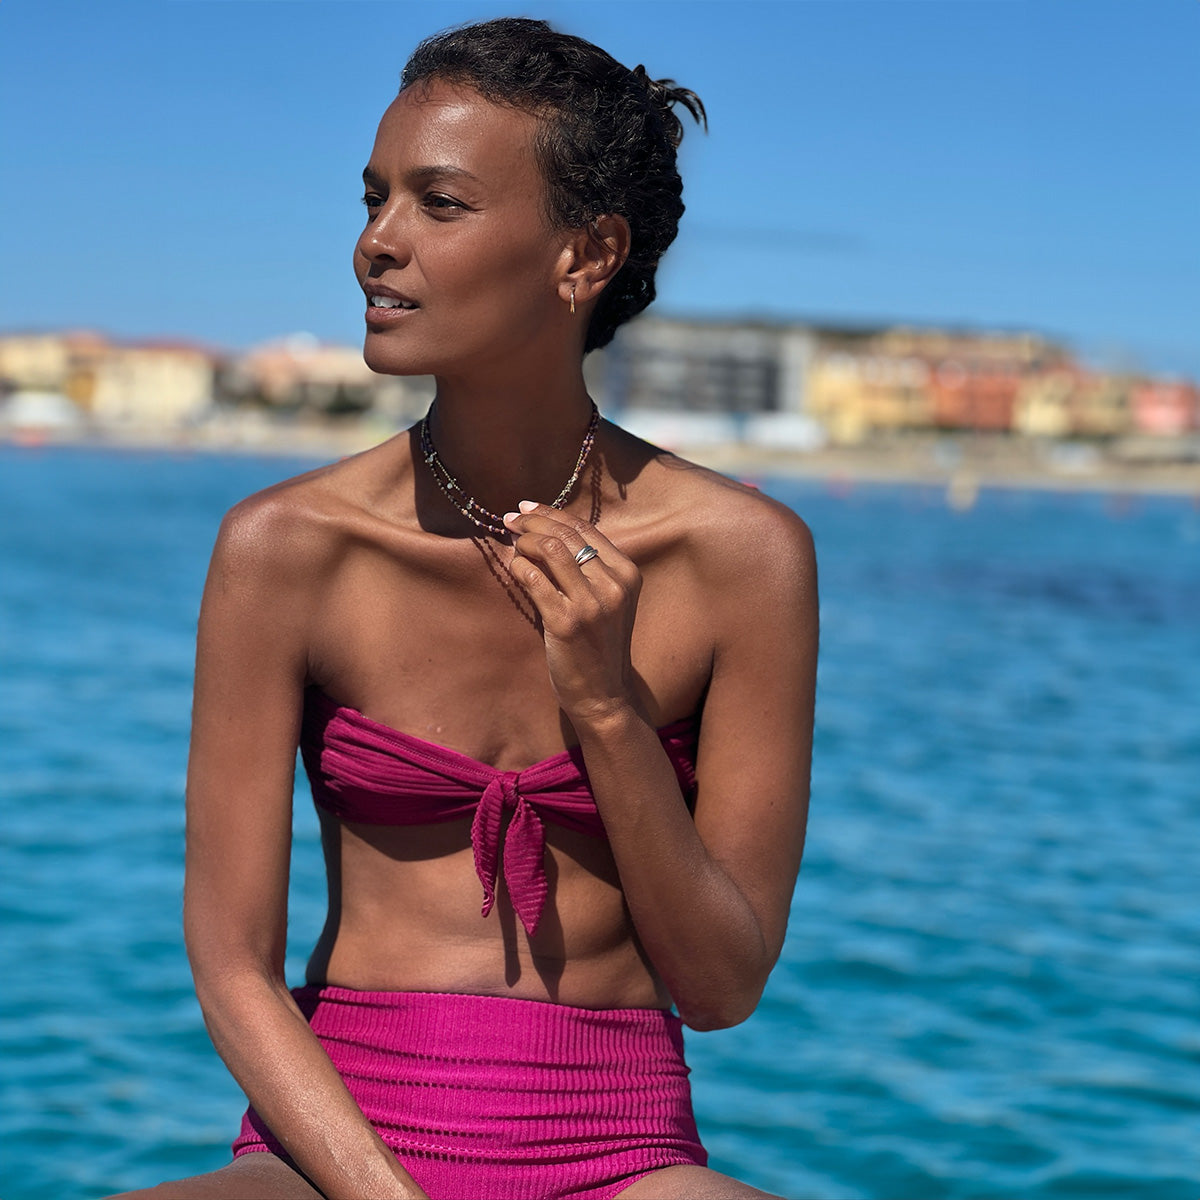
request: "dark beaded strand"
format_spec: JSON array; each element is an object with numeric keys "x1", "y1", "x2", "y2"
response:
[{"x1": 420, "y1": 403, "x2": 600, "y2": 536}]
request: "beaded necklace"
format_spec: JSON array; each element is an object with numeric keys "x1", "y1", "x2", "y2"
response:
[{"x1": 419, "y1": 402, "x2": 601, "y2": 537}]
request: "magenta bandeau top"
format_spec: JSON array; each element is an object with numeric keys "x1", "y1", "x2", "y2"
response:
[{"x1": 301, "y1": 687, "x2": 700, "y2": 937}]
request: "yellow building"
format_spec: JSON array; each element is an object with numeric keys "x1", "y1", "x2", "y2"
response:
[
  {"x1": 1013, "y1": 369, "x2": 1076, "y2": 438},
  {"x1": 1073, "y1": 374, "x2": 1132, "y2": 437},
  {"x1": 0, "y1": 331, "x2": 108, "y2": 402},
  {"x1": 1014, "y1": 368, "x2": 1133, "y2": 438},
  {"x1": 0, "y1": 331, "x2": 216, "y2": 427},
  {"x1": 88, "y1": 340, "x2": 216, "y2": 426},
  {"x1": 806, "y1": 346, "x2": 935, "y2": 443},
  {"x1": 0, "y1": 332, "x2": 72, "y2": 390}
]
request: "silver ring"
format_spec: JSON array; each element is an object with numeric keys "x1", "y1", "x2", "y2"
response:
[{"x1": 574, "y1": 544, "x2": 600, "y2": 567}]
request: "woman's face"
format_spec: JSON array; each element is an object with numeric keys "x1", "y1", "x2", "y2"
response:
[{"x1": 354, "y1": 78, "x2": 571, "y2": 377}]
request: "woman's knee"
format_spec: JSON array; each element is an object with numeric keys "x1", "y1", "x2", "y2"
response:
[{"x1": 615, "y1": 1164, "x2": 783, "y2": 1199}]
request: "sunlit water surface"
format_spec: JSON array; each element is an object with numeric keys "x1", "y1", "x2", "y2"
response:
[{"x1": 2, "y1": 446, "x2": 1197, "y2": 1198}]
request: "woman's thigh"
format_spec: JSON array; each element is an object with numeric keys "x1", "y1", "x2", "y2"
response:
[
  {"x1": 108, "y1": 1157, "x2": 780, "y2": 1200},
  {"x1": 103, "y1": 1153, "x2": 323, "y2": 1200},
  {"x1": 616, "y1": 1164, "x2": 782, "y2": 1199}
]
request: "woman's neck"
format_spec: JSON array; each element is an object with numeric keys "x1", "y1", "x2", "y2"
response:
[{"x1": 421, "y1": 370, "x2": 598, "y2": 526}]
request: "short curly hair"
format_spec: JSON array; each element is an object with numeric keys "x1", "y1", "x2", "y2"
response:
[{"x1": 400, "y1": 17, "x2": 706, "y2": 353}]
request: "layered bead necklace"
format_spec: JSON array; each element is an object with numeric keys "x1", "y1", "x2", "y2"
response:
[{"x1": 419, "y1": 402, "x2": 601, "y2": 537}]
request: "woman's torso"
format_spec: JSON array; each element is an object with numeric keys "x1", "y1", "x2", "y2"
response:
[{"x1": 289, "y1": 431, "x2": 727, "y2": 1009}]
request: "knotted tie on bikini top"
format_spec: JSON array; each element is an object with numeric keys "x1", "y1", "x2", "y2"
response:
[{"x1": 301, "y1": 688, "x2": 700, "y2": 937}]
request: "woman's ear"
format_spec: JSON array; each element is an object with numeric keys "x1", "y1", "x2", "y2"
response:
[{"x1": 558, "y1": 214, "x2": 631, "y2": 309}]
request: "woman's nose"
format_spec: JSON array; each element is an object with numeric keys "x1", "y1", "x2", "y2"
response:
[{"x1": 356, "y1": 203, "x2": 413, "y2": 267}]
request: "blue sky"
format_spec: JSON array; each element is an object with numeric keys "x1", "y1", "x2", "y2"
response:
[{"x1": 2, "y1": 0, "x2": 1196, "y2": 377}]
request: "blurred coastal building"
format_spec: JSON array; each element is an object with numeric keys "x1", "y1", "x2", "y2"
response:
[
  {"x1": 0, "y1": 330, "x2": 216, "y2": 433},
  {"x1": 1014, "y1": 364, "x2": 1131, "y2": 439},
  {"x1": 600, "y1": 315, "x2": 823, "y2": 450},
  {"x1": 1130, "y1": 380, "x2": 1199, "y2": 437},
  {"x1": 804, "y1": 326, "x2": 1067, "y2": 442},
  {"x1": 601, "y1": 316, "x2": 1198, "y2": 451},
  {"x1": 1, "y1": 323, "x2": 1196, "y2": 455},
  {"x1": 223, "y1": 332, "x2": 431, "y2": 422},
  {"x1": 0, "y1": 329, "x2": 428, "y2": 446},
  {"x1": 88, "y1": 340, "x2": 215, "y2": 426}
]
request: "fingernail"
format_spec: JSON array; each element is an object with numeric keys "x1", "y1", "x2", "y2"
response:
[
  {"x1": 518, "y1": 500, "x2": 539, "y2": 513},
  {"x1": 502, "y1": 512, "x2": 520, "y2": 525}
]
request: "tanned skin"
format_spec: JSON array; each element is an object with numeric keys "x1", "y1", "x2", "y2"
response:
[{"x1": 110, "y1": 79, "x2": 817, "y2": 1200}]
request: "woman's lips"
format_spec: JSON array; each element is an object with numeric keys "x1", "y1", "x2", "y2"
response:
[
  {"x1": 365, "y1": 300, "x2": 420, "y2": 328},
  {"x1": 363, "y1": 285, "x2": 420, "y2": 328}
]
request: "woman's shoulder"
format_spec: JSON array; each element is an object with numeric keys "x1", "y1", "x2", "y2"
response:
[
  {"x1": 616, "y1": 427, "x2": 815, "y2": 576},
  {"x1": 618, "y1": 435, "x2": 818, "y2": 648},
  {"x1": 211, "y1": 438, "x2": 411, "y2": 584}
]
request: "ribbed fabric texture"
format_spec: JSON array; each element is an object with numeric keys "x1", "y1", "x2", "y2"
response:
[
  {"x1": 233, "y1": 987, "x2": 707, "y2": 1199},
  {"x1": 301, "y1": 688, "x2": 700, "y2": 936}
]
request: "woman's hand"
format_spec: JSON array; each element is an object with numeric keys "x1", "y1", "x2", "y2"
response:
[{"x1": 502, "y1": 500, "x2": 642, "y2": 724}]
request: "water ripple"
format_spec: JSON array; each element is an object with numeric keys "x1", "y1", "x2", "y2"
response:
[{"x1": 3, "y1": 454, "x2": 1198, "y2": 1197}]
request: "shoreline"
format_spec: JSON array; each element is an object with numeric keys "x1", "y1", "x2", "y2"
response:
[
  {"x1": 689, "y1": 443, "x2": 1200, "y2": 499},
  {"x1": 4, "y1": 426, "x2": 1198, "y2": 500}
]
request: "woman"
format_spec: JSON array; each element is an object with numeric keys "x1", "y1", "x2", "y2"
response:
[{"x1": 116, "y1": 17, "x2": 817, "y2": 1200}]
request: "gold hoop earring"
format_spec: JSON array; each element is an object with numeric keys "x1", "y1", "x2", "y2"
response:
[{"x1": 570, "y1": 284, "x2": 576, "y2": 316}]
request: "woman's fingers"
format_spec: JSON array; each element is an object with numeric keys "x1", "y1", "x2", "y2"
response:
[
  {"x1": 501, "y1": 501, "x2": 639, "y2": 631},
  {"x1": 512, "y1": 500, "x2": 627, "y2": 562},
  {"x1": 502, "y1": 503, "x2": 638, "y2": 599},
  {"x1": 501, "y1": 502, "x2": 642, "y2": 717},
  {"x1": 505, "y1": 549, "x2": 565, "y2": 624},
  {"x1": 516, "y1": 532, "x2": 604, "y2": 601},
  {"x1": 503, "y1": 511, "x2": 594, "y2": 599}
]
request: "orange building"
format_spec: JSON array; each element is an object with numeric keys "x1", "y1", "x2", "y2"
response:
[{"x1": 927, "y1": 357, "x2": 1023, "y2": 431}]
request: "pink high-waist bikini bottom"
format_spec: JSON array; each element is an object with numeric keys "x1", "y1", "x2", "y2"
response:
[{"x1": 232, "y1": 986, "x2": 707, "y2": 1200}]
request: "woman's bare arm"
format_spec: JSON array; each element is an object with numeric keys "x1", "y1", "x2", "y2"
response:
[
  {"x1": 185, "y1": 493, "x2": 428, "y2": 1200},
  {"x1": 506, "y1": 491, "x2": 817, "y2": 1030}
]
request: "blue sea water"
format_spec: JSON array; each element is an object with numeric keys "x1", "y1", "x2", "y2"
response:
[{"x1": 1, "y1": 444, "x2": 1198, "y2": 1199}]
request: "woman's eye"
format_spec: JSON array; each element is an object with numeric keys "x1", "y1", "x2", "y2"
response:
[
  {"x1": 424, "y1": 193, "x2": 465, "y2": 213},
  {"x1": 360, "y1": 193, "x2": 384, "y2": 212}
]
